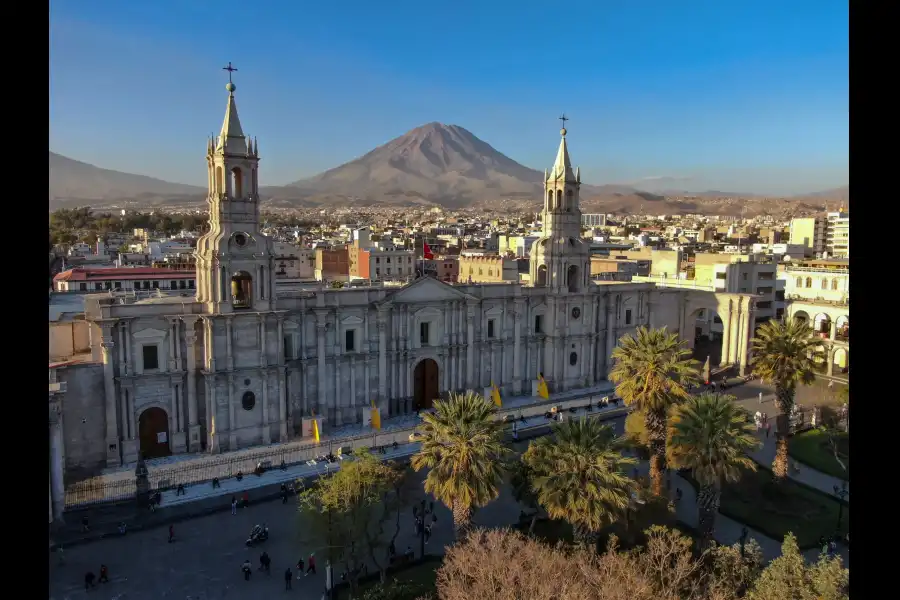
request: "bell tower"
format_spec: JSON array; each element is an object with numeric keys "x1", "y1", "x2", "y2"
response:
[
  {"x1": 195, "y1": 63, "x2": 275, "y2": 313},
  {"x1": 529, "y1": 117, "x2": 591, "y2": 292}
]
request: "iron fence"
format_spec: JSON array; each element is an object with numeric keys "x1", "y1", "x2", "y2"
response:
[{"x1": 65, "y1": 478, "x2": 135, "y2": 509}]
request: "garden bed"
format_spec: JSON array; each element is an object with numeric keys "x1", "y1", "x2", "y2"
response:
[
  {"x1": 685, "y1": 466, "x2": 849, "y2": 549},
  {"x1": 789, "y1": 429, "x2": 849, "y2": 480}
]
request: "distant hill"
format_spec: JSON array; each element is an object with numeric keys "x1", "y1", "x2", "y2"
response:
[{"x1": 49, "y1": 152, "x2": 204, "y2": 209}]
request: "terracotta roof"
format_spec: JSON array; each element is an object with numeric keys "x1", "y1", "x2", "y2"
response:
[{"x1": 54, "y1": 267, "x2": 196, "y2": 282}]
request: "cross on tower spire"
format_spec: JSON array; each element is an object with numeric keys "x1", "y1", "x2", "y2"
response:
[
  {"x1": 558, "y1": 114, "x2": 569, "y2": 136},
  {"x1": 223, "y1": 62, "x2": 238, "y2": 84}
]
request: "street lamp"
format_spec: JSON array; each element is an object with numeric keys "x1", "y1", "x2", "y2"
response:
[{"x1": 833, "y1": 482, "x2": 849, "y2": 535}]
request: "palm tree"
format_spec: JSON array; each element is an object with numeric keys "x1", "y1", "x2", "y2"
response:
[
  {"x1": 609, "y1": 326, "x2": 701, "y2": 496},
  {"x1": 509, "y1": 459, "x2": 541, "y2": 534},
  {"x1": 522, "y1": 418, "x2": 635, "y2": 551},
  {"x1": 750, "y1": 319, "x2": 819, "y2": 479},
  {"x1": 668, "y1": 393, "x2": 760, "y2": 548},
  {"x1": 411, "y1": 391, "x2": 509, "y2": 536}
]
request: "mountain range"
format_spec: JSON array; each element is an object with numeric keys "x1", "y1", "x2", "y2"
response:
[{"x1": 49, "y1": 123, "x2": 848, "y2": 215}]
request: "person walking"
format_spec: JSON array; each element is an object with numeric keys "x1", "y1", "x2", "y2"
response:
[
  {"x1": 765, "y1": 420, "x2": 771, "y2": 438},
  {"x1": 231, "y1": 496, "x2": 238, "y2": 515},
  {"x1": 260, "y1": 551, "x2": 271, "y2": 575},
  {"x1": 84, "y1": 571, "x2": 96, "y2": 590},
  {"x1": 305, "y1": 553, "x2": 316, "y2": 576},
  {"x1": 242, "y1": 559, "x2": 253, "y2": 581},
  {"x1": 284, "y1": 567, "x2": 293, "y2": 590},
  {"x1": 296, "y1": 557, "x2": 305, "y2": 579},
  {"x1": 168, "y1": 524, "x2": 175, "y2": 543},
  {"x1": 81, "y1": 516, "x2": 90, "y2": 533},
  {"x1": 98, "y1": 564, "x2": 110, "y2": 583}
]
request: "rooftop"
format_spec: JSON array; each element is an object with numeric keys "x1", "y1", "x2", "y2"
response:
[{"x1": 54, "y1": 267, "x2": 196, "y2": 282}]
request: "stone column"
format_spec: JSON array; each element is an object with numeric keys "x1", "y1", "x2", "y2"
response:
[
  {"x1": 277, "y1": 316, "x2": 285, "y2": 364},
  {"x1": 315, "y1": 312, "x2": 328, "y2": 418},
  {"x1": 466, "y1": 303, "x2": 475, "y2": 388},
  {"x1": 279, "y1": 368, "x2": 288, "y2": 440},
  {"x1": 183, "y1": 317, "x2": 201, "y2": 451},
  {"x1": 377, "y1": 316, "x2": 387, "y2": 413},
  {"x1": 261, "y1": 370, "x2": 271, "y2": 444},
  {"x1": 739, "y1": 301, "x2": 754, "y2": 376},
  {"x1": 126, "y1": 319, "x2": 134, "y2": 375},
  {"x1": 225, "y1": 317, "x2": 235, "y2": 371},
  {"x1": 830, "y1": 319, "x2": 837, "y2": 341},
  {"x1": 205, "y1": 374, "x2": 218, "y2": 452},
  {"x1": 349, "y1": 356, "x2": 357, "y2": 422},
  {"x1": 100, "y1": 327, "x2": 120, "y2": 466},
  {"x1": 604, "y1": 295, "x2": 616, "y2": 378},
  {"x1": 827, "y1": 348, "x2": 835, "y2": 376},
  {"x1": 720, "y1": 301, "x2": 733, "y2": 367},
  {"x1": 49, "y1": 403, "x2": 66, "y2": 521},
  {"x1": 364, "y1": 357, "x2": 371, "y2": 410},
  {"x1": 729, "y1": 302, "x2": 742, "y2": 365},
  {"x1": 334, "y1": 358, "x2": 342, "y2": 425},
  {"x1": 118, "y1": 322, "x2": 127, "y2": 376},
  {"x1": 228, "y1": 373, "x2": 237, "y2": 450},
  {"x1": 259, "y1": 314, "x2": 268, "y2": 367},
  {"x1": 512, "y1": 308, "x2": 522, "y2": 394}
]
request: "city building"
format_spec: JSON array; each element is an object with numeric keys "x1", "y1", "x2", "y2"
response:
[
  {"x1": 581, "y1": 213, "x2": 607, "y2": 227},
  {"x1": 825, "y1": 210, "x2": 849, "y2": 258},
  {"x1": 53, "y1": 267, "x2": 197, "y2": 293},
  {"x1": 48, "y1": 76, "x2": 756, "y2": 490},
  {"x1": 458, "y1": 255, "x2": 519, "y2": 283},
  {"x1": 788, "y1": 217, "x2": 826, "y2": 257}
]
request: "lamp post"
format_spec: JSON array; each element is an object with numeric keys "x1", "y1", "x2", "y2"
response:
[{"x1": 833, "y1": 482, "x2": 849, "y2": 535}]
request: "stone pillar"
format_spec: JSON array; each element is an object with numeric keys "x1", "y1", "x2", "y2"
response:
[
  {"x1": 466, "y1": 303, "x2": 475, "y2": 388},
  {"x1": 512, "y1": 308, "x2": 522, "y2": 394},
  {"x1": 739, "y1": 301, "x2": 754, "y2": 376},
  {"x1": 604, "y1": 295, "x2": 616, "y2": 378},
  {"x1": 126, "y1": 319, "x2": 134, "y2": 375},
  {"x1": 830, "y1": 319, "x2": 838, "y2": 341},
  {"x1": 228, "y1": 373, "x2": 237, "y2": 450},
  {"x1": 729, "y1": 302, "x2": 742, "y2": 365},
  {"x1": 827, "y1": 348, "x2": 835, "y2": 376},
  {"x1": 277, "y1": 316, "x2": 285, "y2": 364},
  {"x1": 720, "y1": 301, "x2": 733, "y2": 367},
  {"x1": 100, "y1": 328, "x2": 120, "y2": 466},
  {"x1": 205, "y1": 374, "x2": 218, "y2": 452},
  {"x1": 49, "y1": 403, "x2": 65, "y2": 521},
  {"x1": 259, "y1": 314, "x2": 268, "y2": 367},
  {"x1": 349, "y1": 357, "x2": 357, "y2": 422},
  {"x1": 377, "y1": 316, "x2": 387, "y2": 413},
  {"x1": 364, "y1": 357, "x2": 372, "y2": 412},
  {"x1": 261, "y1": 370, "x2": 271, "y2": 444},
  {"x1": 184, "y1": 317, "x2": 201, "y2": 451},
  {"x1": 315, "y1": 312, "x2": 328, "y2": 418},
  {"x1": 225, "y1": 316, "x2": 235, "y2": 371},
  {"x1": 279, "y1": 368, "x2": 288, "y2": 440},
  {"x1": 334, "y1": 358, "x2": 342, "y2": 425}
]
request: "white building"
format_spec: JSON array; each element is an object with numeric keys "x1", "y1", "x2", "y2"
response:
[{"x1": 47, "y1": 74, "x2": 757, "y2": 511}]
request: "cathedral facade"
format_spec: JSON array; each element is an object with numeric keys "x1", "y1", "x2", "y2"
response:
[{"x1": 68, "y1": 78, "x2": 756, "y2": 469}]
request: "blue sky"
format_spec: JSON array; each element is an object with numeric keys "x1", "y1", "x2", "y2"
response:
[{"x1": 50, "y1": 0, "x2": 848, "y2": 195}]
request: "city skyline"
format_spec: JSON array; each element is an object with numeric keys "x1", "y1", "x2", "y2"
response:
[{"x1": 50, "y1": 0, "x2": 848, "y2": 195}]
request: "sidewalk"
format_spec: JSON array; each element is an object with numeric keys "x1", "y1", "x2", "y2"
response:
[{"x1": 748, "y1": 427, "x2": 850, "y2": 501}]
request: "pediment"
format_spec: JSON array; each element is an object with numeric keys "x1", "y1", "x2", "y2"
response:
[
  {"x1": 132, "y1": 327, "x2": 167, "y2": 340},
  {"x1": 340, "y1": 315, "x2": 364, "y2": 325},
  {"x1": 283, "y1": 320, "x2": 300, "y2": 330},
  {"x1": 379, "y1": 277, "x2": 474, "y2": 306},
  {"x1": 484, "y1": 305, "x2": 504, "y2": 316}
]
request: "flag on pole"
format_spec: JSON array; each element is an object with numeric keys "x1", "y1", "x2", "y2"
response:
[
  {"x1": 370, "y1": 401, "x2": 381, "y2": 430},
  {"x1": 491, "y1": 381, "x2": 502, "y2": 407},
  {"x1": 537, "y1": 375, "x2": 550, "y2": 400},
  {"x1": 423, "y1": 241, "x2": 434, "y2": 260},
  {"x1": 312, "y1": 418, "x2": 320, "y2": 444}
]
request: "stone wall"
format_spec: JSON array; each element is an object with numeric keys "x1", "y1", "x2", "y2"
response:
[{"x1": 58, "y1": 363, "x2": 106, "y2": 481}]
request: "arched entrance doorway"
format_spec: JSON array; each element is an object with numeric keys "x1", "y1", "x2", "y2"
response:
[
  {"x1": 413, "y1": 359, "x2": 439, "y2": 411},
  {"x1": 138, "y1": 407, "x2": 171, "y2": 460}
]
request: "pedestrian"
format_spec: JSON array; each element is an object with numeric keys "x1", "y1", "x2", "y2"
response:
[
  {"x1": 305, "y1": 553, "x2": 317, "y2": 576},
  {"x1": 765, "y1": 421, "x2": 771, "y2": 438},
  {"x1": 424, "y1": 522, "x2": 432, "y2": 544},
  {"x1": 84, "y1": 571, "x2": 96, "y2": 590},
  {"x1": 176, "y1": 483, "x2": 186, "y2": 496},
  {"x1": 296, "y1": 557, "x2": 305, "y2": 579},
  {"x1": 282, "y1": 489, "x2": 288, "y2": 504},
  {"x1": 231, "y1": 496, "x2": 238, "y2": 515},
  {"x1": 98, "y1": 564, "x2": 109, "y2": 583},
  {"x1": 168, "y1": 524, "x2": 175, "y2": 543},
  {"x1": 676, "y1": 488, "x2": 683, "y2": 503},
  {"x1": 243, "y1": 491, "x2": 250, "y2": 508},
  {"x1": 758, "y1": 392, "x2": 763, "y2": 405},
  {"x1": 81, "y1": 515, "x2": 90, "y2": 533},
  {"x1": 242, "y1": 559, "x2": 253, "y2": 581},
  {"x1": 260, "y1": 551, "x2": 271, "y2": 574},
  {"x1": 285, "y1": 567, "x2": 293, "y2": 590}
]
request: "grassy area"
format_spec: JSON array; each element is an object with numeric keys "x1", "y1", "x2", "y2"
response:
[
  {"x1": 711, "y1": 466, "x2": 849, "y2": 549},
  {"x1": 339, "y1": 558, "x2": 440, "y2": 599},
  {"x1": 789, "y1": 429, "x2": 849, "y2": 480}
]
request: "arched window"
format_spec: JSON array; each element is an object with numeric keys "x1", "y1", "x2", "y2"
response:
[
  {"x1": 231, "y1": 167, "x2": 243, "y2": 198},
  {"x1": 565, "y1": 189, "x2": 573, "y2": 211},
  {"x1": 567, "y1": 265, "x2": 579, "y2": 293},
  {"x1": 556, "y1": 190, "x2": 563, "y2": 206},
  {"x1": 231, "y1": 271, "x2": 253, "y2": 309},
  {"x1": 805, "y1": 277, "x2": 812, "y2": 288},
  {"x1": 547, "y1": 190, "x2": 554, "y2": 205},
  {"x1": 537, "y1": 265, "x2": 548, "y2": 287},
  {"x1": 795, "y1": 276, "x2": 802, "y2": 287},
  {"x1": 216, "y1": 166, "x2": 224, "y2": 195},
  {"x1": 831, "y1": 278, "x2": 838, "y2": 290},
  {"x1": 821, "y1": 278, "x2": 828, "y2": 290}
]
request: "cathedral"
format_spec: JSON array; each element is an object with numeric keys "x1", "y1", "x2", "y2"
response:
[{"x1": 54, "y1": 74, "x2": 757, "y2": 475}]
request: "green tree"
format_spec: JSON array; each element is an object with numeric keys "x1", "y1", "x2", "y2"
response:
[
  {"x1": 297, "y1": 449, "x2": 401, "y2": 597},
  {"x1": 609, "y1": 326, "x2": 700, "y2": 496},
  {"x1": 411, "y1": 391, "x2": 509, "y2": 537},
  {"x1": 708, "y1": 538, "x2": 764, "y2": 598},
  {"x1": 748, "y1": 533, "x2": 848, "y2": 600},
  {"x1": 623, "y1": 407, "x2": 679, "y2": 465},
  {"x1": 668, "y1": 393, "x2": 759, "y2": 549},
  {"x1": 750, "y1": 319, "x2": 820, "y2": 479},
  {"x1": 508, "y1": 459, "x2": 542, "y2": 534},
  {"x1": 522, "y1": 419, "x2": 635, "y2": 551}
]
